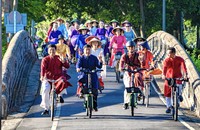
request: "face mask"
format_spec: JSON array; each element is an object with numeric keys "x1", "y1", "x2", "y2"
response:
[{"x1": 137, "y1": 41, "x2": 143, "y2": 44}]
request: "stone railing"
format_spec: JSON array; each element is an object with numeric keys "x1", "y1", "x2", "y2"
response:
[
  {"x1": 2, "y1": 30, "x2": 38, "y2": 117},
  {"x1": 147, "y1": 31, "x2": 200, "y2": 117}
]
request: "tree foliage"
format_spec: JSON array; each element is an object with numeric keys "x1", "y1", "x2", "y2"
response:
[{"x1": 17, "y1": 0, "x2": 200, "y2": 39}]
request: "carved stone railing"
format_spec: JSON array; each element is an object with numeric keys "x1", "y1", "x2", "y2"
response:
[
  {"x1": 2, "y1": 30, "x2": 38, "y2": 117},
  {"x1": 147, "y1": 31, "x2": 200, "y2": 117}
]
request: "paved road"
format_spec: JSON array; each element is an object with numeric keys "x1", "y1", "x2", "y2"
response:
[{"x1": 12, "y1": 65, "x2": 199, "y2": 130}]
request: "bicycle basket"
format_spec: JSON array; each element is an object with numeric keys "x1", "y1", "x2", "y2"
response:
[{"x1": 143, "y1": 75, "x2": 153, "y2": 82}]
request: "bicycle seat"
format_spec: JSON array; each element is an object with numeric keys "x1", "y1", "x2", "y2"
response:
[{"x1": 126, "y1": 87, "x2": 141, "y2": 93}]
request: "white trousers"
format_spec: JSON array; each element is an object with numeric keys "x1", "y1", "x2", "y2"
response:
[
  {"x1": 165, "y1": 84, "x2": 183, "y2": 108},
  {"x1": 123, "y1": 72, "x2": 132, "y2": 104},
  {"x1": 40, "y1": 80, "x2": 51, "y2": 110}
]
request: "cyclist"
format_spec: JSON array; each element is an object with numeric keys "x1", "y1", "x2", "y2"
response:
[
  {"x1": 137, "y1": 41, "x2": 154, "y2": 79},
  {"x1": 119, "y1": 41, "x2": 144, "y2": 109},
  {"x1": 40, "y1": 44, "x2": 72, "y2": 115},
  {"x1": 70, "y1": 19, "x2": 80, "y2": 62},
  {"x1": 64, "y1": 20, "x2": 71, "y2": 40},
  {"x1": 91, "y1": 20, "x2": 98, "y2": 36},
  {"x1": 48, "y1": 22, "x2": 62, "y2": 44},
  {"x1": 85, "y1": 20, "x2": 92, "y2": 35},
  {"x1": 76, "y1": 44, "x2": 103, "y2": 111},
  {"x1": 56, "y1": 17, "x2": 67, "y2": 38},
  {"x1": 122, "y1": 20, "x2": 135, "y2": 42},
  {"x1": 56, "y1": 35, "x2": 71, "y2": 60},
  {"x1": 162, "y1": 47, "x2": 188, "y2": 113},
  {"x1": 87, "y1": 36, "x2": 105, "y2": 92},
  {"x1": 74, "y1": 25, "x2": 90, "y2": 59},
  {"x1": 55, "y1": 34, "x2": 71, "y2": 95},
  {"x1": 133, "y1": 36, "x2": 146, "y2": 51},
  {"x1": 108, "y1": 19, "x2": 119, "y2": 37},
  {"x1": 109, "y1": 26, "x2": 126, "y2": 67},
  {"x1": 95, "y1": 20, "x2": 109, "y2": 56}
]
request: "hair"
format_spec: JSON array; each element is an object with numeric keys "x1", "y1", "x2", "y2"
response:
[
  {"x1": 83, "y1": 44, "x2": 91, "y2": 49},
  {"x1": 99, "y1": 20, "x2": 104, "y2": 23},
  {"x1": 167, "y1": 47, "x2": 176, "y2": 53},
  {"x1": 48, "y1": 44, "x2": 57, "y2": 50}
]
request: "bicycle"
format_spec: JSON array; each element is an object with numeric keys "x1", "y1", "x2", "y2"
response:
[
  {"x1": 112, "y1": 48, "x2": 125, "y2": 83},
  {"x1": 165, "y1": 77, "x2": 189, "y2": 121},
  {"x1": 142, "y1": 68, "x2": 154, "y2": 107},
  {"x1": 45, "y1": 78, "x2": 61, "y2": 121},
  {"x1": 123, "y1": 68, "x2": 146, "y2": 116},
  {"x1": 80, "y1": 69, "x2": 103, "y2": 118}
]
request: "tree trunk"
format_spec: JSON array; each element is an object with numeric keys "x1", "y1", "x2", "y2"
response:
[
  {"x1": 139, "y1": 0, "x2": 145, "y2": 38},
  {"x1": 2, "y1": 0, "x2": 13, "y2": 14},
  {"x1": 197, "y1": 25, "x2": 200, "y2": 49}
]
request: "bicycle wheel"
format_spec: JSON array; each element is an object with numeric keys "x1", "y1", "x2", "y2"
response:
[
  {"x1": 130, "y1": 93, "x2": 135, "y2": 116},
  {"x1": 88, "y1": 95, "x2": 93, "y2": 118},
  {"x1": 116, "y1": 71, "x2": 120, "y2": 83},
  {"x1": 85, "y1": 100, "x2": 88, "y2": 116},
  {"x1": 51, "y1": 91, "x2": 55, "y2": 121},
  {"x1": 115, "y1": 61, "x2": 120, "y2": 83},
  {"x1": 145, "y1": 83, "x2": 149, "y2": 107},
  {"x1": 173, "y1": 91, "x2": 179, "y2": 121}
]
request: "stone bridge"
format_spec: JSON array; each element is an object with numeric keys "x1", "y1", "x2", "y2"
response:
[
  {"x1": 147, "y1": 31, "x2": 200, "y2": 116},
  {"x1": 1, "y1": 30, "x2": 200, "y2": 119},
  {"x1": 2, "y1": 30, "x2": 40, "y2": 119}
]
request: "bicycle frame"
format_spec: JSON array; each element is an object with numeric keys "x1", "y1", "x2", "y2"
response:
[
  {"x1": 80, "y1": 69, "x2": 103, "y2": 118},
  {"x1": 123, "y1": 68, "x2": 146, "y2": 116},
  {"x1": 143, "y1": 75, "x2": 153, "y2": 107},
  {"x1": 113, "y1": 48, "x2": 124, "y2": 83},
  {"x1": 45, "y1": 78, "x2": 61, "y2": 121},
  {"x1": 166, "y1": 77, "x2": 189, "y2": 121}
]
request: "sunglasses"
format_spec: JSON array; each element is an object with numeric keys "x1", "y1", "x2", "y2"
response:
[
  {"x1": 126, "y1": 26, "x2": 130, "y2": 27},
  {"x1": 137, "y1": 40, "x2": 144, "y2": 42}
]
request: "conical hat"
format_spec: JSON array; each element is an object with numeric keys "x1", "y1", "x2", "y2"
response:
[
  {"x1": 91, "y1": 20, "x2": 99, "y2": 24},
  {"x1": 121, "y1": 20, "x2": 132, "y2": 27},
  {"x1": 112, "y1": 26, "x2": 124, "y2": 35},
  {"x1": 78, "y1": 25, "x2": 89, "y2": 32},
  {"x1": 85, "y1": 36, "x2": 99, "y2": 43},
  {"x1": 88, "y1": 37, "x2": 102, "y2": 47},
  {"x1": 56, "y1": 17, "x2": 64, "y2": 22},
  {"x1": 138, "y1": 41, "x2": 151, "y2": 50},
  {"x1": 133, "y1": 37, "x2": 146, "y2": 42},
  {"x1": 110, "y1": 19, "x2": 119, "y2": 25},
  {"x1": 71, "y1": 19, "x2": 80, "y2": 25}
]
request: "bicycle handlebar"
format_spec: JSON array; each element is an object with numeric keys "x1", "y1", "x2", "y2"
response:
[
  {"x1": 123, "y1": 67, "x2": 154, "y2": 73},
  {"x1": 80, "y1": 69, "x2": 103, "y2": 74},
  {"x1": 45, "y1": 78, "x2": 61, "y2": 83},
  {"x1": 165, "y1": 77, "x2": 189, "y2": 82}
]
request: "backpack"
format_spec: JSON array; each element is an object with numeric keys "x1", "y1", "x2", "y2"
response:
[{"x1": 125, "y1": 52, "x2": 140, "y2": 67}]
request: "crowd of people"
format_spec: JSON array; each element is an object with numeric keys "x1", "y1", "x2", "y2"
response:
[{"x1": 39, "y1": 18, "x2": 188, "y2": 116}]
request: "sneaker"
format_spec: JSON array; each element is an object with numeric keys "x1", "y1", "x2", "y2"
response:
[
  {"x1": 83, "y1": 102, "x2": 87, "y2": 109},
  {"x1": 79, "y1": 94, "x2": 84, "y2": 99},
  {"x1": 59, "y1": 96, "x2": 64, "y2": 103},
  {"x1": 94, "y1": 107, "x2": 98, "y2": 112},
  {"x1": 123, "y1": 103, "x2": 129, "y2": 110},
  {"x1": 137, "y1": 94, "x2": 143, "y2": 101},
  {"x1": 41, "y1": 110, "x2": 49, "y2": 115},
  {"x1": 179, "y1": 95, "x2": 183, "y2": 102},
  {"x1": 165, "y1": 108, "x2": 171, "y2": 113},
  {"x1": 99, "y1": 87, "x2": 104, "y2": 93}
]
